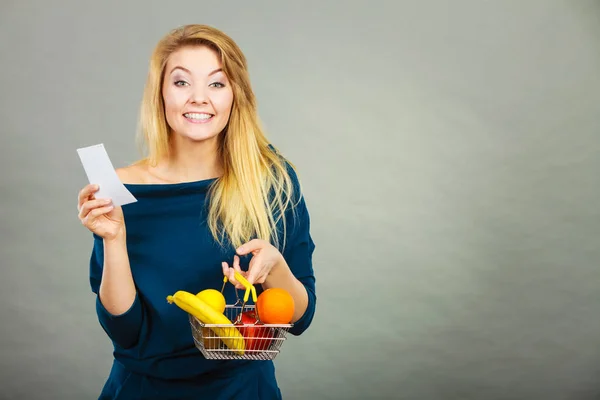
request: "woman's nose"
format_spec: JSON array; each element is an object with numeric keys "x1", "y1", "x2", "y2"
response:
[{"x1": 190, "y1": 87, "x2": 208, "y2": 105}]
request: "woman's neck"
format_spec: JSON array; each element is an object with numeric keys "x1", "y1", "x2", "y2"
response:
[{"x1": 151, "y1": 136, "x2": 223, "y2": 183}]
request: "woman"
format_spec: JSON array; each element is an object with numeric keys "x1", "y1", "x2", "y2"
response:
[{"x1": 76, "y1": 24, "x2": 316, "y2": 399}]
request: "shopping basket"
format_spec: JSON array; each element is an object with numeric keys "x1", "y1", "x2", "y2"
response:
[{"x1": 189, "y1": 271, "x2": 294, "y2": 360}]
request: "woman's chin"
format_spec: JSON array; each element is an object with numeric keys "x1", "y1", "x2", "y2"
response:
[{"x1": 174, "y1": 130, "x2": 221, "y2": 144}]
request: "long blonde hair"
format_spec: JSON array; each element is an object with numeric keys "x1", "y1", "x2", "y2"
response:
[{"x1": 136, "y1": 24, "x2": 299, "y2": 250}]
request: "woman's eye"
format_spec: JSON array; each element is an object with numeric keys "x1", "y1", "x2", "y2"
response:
[
  {"x1": 209, "y1": 82, "x2": 225, "y2": 88},
  {"x1": 174, "y1": 80, "x2": 189, "y2": 86}
]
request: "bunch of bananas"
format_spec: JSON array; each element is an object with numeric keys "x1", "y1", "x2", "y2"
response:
[{"x1": 166, "y1": 290, "x2": 246, "y2": 355}]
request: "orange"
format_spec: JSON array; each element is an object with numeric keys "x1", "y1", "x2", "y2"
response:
[{"x1": 256, "y1": 288, "x2": 295, "y2": 324}]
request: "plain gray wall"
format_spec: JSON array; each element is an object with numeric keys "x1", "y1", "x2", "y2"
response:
[{"x1": 1, "y1": 0, "x2": 599, "y2": 399}]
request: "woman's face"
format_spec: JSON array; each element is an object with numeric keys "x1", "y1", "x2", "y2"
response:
[{"x1": 162, "y1": 45, "x2": 234, "y2": 143}]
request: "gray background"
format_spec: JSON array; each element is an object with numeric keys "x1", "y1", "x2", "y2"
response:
[{"x1": 1, "y1": 0, "x2": 599, "y2": 399}]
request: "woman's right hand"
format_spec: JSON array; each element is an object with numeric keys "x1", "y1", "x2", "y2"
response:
[{"x1": 77, "y1": 184, "x2": 125, "y2": 240}]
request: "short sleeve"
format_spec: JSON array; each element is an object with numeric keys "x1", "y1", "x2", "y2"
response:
[{"x1": 89, "y1": 234, "x2": 145, "y2": 349}]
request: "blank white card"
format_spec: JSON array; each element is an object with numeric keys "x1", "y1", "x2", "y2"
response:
[{"x1": 76, "y1": 143, "x2": 137, "y2": 206}]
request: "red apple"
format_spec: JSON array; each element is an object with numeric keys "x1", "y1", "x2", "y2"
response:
[{"x1": 236, "y1": 311, "x2": 274, "y2": 351}]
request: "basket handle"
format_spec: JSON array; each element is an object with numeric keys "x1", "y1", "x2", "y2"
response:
[{"x1": 223, "y1": 271, "x2": 258, "y2": 303}]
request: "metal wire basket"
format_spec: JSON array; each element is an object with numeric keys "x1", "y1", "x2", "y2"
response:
[{"x1": 189, "y1": 272, "x2": 294, "y2": 360}]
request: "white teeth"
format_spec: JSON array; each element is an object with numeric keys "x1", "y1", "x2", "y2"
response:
[{"x1": 184, "y1": 113, "x2": 212, "y2": 120}]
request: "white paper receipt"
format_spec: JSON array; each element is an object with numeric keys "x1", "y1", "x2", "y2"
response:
[{"x1": 76, "y1": 143, "x2": 137, "y2": 206}]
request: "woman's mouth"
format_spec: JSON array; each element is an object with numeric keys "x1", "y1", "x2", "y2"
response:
[{"x1": 183, "y1": 112, "x2": 214, "y2": 124}]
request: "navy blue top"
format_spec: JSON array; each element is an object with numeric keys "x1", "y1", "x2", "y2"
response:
[{"x1": 88, "y1": 168, "x2": 316, "y2": 399}]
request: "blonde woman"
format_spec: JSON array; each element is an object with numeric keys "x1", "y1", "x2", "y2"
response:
[{"x1": 76, "y1": 24, "x2": 316, "y2": 399}]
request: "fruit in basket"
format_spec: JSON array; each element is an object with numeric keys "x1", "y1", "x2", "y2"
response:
[
  {"x1": 201, "y1": 327, "x2": 223, "y2": 350},
  {"x1": 196, "y1": 289, "x2": 226, "y2": 314},
  {"x1": 236, "y1": 311, "x2": 274, "y2": 351},
  {"x1": 256, "y1": 288, "x2": 295, "y2": 324},
  {"x1": 166, "y1": 290, "x2": 245, "y2": 355}
]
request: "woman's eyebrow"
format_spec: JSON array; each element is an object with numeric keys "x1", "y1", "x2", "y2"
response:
[{"x1": 169, "y1": 66, "x2": 223, "y2": 76}]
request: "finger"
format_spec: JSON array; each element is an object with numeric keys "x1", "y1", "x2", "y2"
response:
[
  {"x1": 232, "y1": 268, "x2": 245, "y2": 290},
  {"x1": 222, "y1": 262, "x2": 245, "y2": 289},
  {"x1": 254, "y1": 266, "x2": 271, "y2": 284},
  {"x1": 221, "y1": 261, "x2": 229, "y2": 277},
  {"x1": 255, "y1": 270, "x2": 270, "y2": 284},
  {"x1": 222, "y1": 262, "x2": 235, "y2": 282},
  {"x1": 78, "y1": 198, "x2": 113, "y2": 220},
  {"x1": 82, "y1": 204, "x2": 114, "y2": 226},
  {"x1": 233, "y1": 255, "x2": 244, "y2": 274},
  {"x1": 234, "y1": 256, "x2": 249, "y2": 279},
  {"x1": 233, "y1": 265, "x2": 248, "y2": 289},
  {"x1": 245, "y1": 257, "x2": 263, "y2": 285},
  {"x1": 233, "y1": 257, "x2": 253, "y2": 289},
  {"x1": 78, "y1": 184, "x2": 99, "y2": 209},
  {"x1": 79, "y1": 198, "x2": 113, "y2": 221},
  {"x1": 236, "y1": 239, "x2": 265, "y2": 256}
]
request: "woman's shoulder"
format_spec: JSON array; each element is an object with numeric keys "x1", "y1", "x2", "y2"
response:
[
  {"x1": 115, "y1": 161, "x2": 153, "y2": 184},
  {"x1": 265, "y1": 146, "x2": 306, "y2": 215},
  {"x1": 267, "y1": 145, "x2": 300, "y2": 183}
]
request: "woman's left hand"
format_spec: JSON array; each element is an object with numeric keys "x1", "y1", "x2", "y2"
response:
[{"x1": 221, "y1": 239, "x2": 285, "y2": 288}]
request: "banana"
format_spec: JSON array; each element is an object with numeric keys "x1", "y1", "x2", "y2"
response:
[{"x1": 167, "y1": 290, "x2": 245, "y2": 355}]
